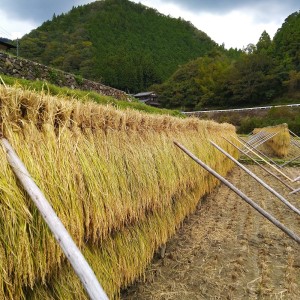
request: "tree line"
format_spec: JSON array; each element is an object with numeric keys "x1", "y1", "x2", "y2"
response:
[
  {"x1": 16, "y1": 0, "x2": 217, "y2": 94},
  {"x1": 152, "y1": 11, "x2": 300, "y2": 110},
  {"x1": 7, "y1": 1, "x2": 300, "y2": 112}
]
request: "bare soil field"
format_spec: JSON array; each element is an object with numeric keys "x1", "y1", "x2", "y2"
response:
[{"x1": 122, "y1": 165, "x2": 300, "y2": 300}]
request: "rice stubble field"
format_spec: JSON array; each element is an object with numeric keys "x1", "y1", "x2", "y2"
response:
[{"x1": 122, "y1": 165, "x2": 300, "y2": 299}]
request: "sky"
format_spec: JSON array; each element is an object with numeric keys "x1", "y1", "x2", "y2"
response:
[{"x1": 0, "y1": 0, "x2": 299, "y2": 49}]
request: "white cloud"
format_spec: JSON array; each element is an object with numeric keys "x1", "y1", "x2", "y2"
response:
[
  {"x1": 0, "y1": 10, "x2": 36, "y2": 39},
  {"x1": 0, "y1": 0, "x2": 291, "y2": 48},
  {"x1": 190, "y1": 10, "x2": 280, "y2": 49},
  {"x1": 132, "y1": 0, "x2": 284, "y2": 49}
]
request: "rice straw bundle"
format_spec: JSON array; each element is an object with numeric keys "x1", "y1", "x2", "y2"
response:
[
  {"x1": 0, "y1": 84, "x2": 238, "y2": 299},
  {"x1": 253, "y1": 123, "x2": 290, "y2": 158}
]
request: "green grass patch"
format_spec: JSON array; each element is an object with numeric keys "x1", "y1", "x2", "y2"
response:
[{"x1": 0, "y1": 74, "x2": 183, "y2": 117}]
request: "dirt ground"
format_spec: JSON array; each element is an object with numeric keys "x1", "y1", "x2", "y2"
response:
[{"x1": 122, "y1": 165, "x2": 300, "y2": 300}]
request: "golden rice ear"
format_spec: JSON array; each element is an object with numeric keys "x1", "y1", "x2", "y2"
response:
[
  {"x1": 69, "y1": 102, "x2": 81, "y2": 129},
  {"x1": 116, "y1": 111, "x2": 126, "y2": 131},
  {"x1": 56, "y1": 99, "x2": 74, "y2": 129},
  {"x1": 122, "y1": 112, "x2": 136, "y2": 131},
  {"x1": 90, "y1": 105, "x2": 101, "y2": 132},
  {"x1": 0, "y1": 84, "x2": 238, "y2": 299}
]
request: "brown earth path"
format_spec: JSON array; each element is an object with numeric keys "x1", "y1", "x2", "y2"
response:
[{"x1": 122, "y1": 165, "x2": 300, "y2": 300}]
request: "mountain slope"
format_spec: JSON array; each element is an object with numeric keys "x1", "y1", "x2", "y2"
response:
[
  {"x1": 151, "y1": 10, "x2": 300, "y2": 111},
  {"x1": 19, "y1": 0, "x2": 218, "y2": 93}
]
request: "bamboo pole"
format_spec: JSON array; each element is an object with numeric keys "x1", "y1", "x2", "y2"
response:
[
  {"x1": 240, "y1": 134, "x2": 282, "y2": 168},
  {"x1": 244, "y1": 132, "x2": 277, "y2": 152},
  {"x1": 291, "y1": 140, "x2": 300, "y2": 149},
  {"x1": 210, "y1": 140, "x2": 300, "y2": 216},
  {"x1": 222, "y1": 136, "x2": 295, "y2": 191},
  {"x1": 0, "y1": 75, "x2": 7, "y2": 88},
  {"x1": 245, "y1": 131, "x2": 265, "y2": 146},
  {"x1": 290, "y1": 187, "x2": 300, "y2": 195},
  {"x1": 251, "y1": 132, "x2": 278, "y2": 149},
  {"x1": 279, "y1": 153, "x2": 300, "y2": 168},
  {"x1": 232, "y1": 135, "x2": 294, "y2": 182},
  {"x1": 0, "y1": 137, "x2": 109, "y2": 300},
  {"x1": 289, "y1": 129, "x2": 300, "y2": 139},
  {"x1": 293, "y1": 175, "x2": 300, "y2": 182},
  {"x1": 174, "y1": 141, "x2": 300, "y2": 244},
  {"x1": 243, "y1": 131, "x2": 271, "y2": 149}
]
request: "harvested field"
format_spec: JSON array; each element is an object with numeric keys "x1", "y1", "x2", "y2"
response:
[{"x1": 122, "y1": 165, "x2": 300, "y2": 300}]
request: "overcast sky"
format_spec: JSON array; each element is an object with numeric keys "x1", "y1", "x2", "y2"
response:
[{"x1": 0, "y1": 0, "x2": 299, "y2": 49}]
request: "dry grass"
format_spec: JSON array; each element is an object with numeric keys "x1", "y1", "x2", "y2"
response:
[
  {"x1": 253, "y1": 124, "x2": 290, "y2": 158},
  {"x1": 0, "y1": 84, "x2": 238, "y2": 299}
]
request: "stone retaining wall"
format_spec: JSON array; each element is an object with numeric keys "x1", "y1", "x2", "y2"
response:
[{"x1": 0, "y1": 52, "x2": 130, "y2": 101}]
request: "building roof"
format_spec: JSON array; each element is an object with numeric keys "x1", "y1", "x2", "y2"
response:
[
  {"x1": 0, "y1": 40, "x2": 17, "y2": 49},
  {"x1": 133, "y1": 91, "x2": 160, "y2": 107},
  {"x1": 134, "y1": 91, "x2": 156, "y2": 97}
]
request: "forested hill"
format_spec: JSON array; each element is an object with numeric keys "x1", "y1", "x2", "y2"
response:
[
  {"x1": 152, "y1": 11, "x2": 300, "y2": 111},
  {"x1": 18, "y1": 0, "x2": 218, "y2": 93}
]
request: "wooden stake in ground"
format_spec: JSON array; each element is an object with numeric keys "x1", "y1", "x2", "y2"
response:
[{"x1": 0, "y1": 136, "x2": 109, "y2": 300}]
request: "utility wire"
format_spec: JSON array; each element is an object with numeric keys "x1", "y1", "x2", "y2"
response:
[{"x1": 0, "y1": 25, "x2": 13, "y2": 39}]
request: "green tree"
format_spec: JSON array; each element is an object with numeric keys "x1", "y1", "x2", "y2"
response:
[
  {"x1": 19, "y1": 0, "x2": 218, "y2": 93},
  {"x1": 221, "y1": 52, "x2": 280, "y2": 106},
  {"x1": 283, "y1": 70, "x2": 300, "y2": 94},
  {"x1": 273, "y1": 12, "x2": 300, "y2": 71},
  {"x1": 256, "y1": 30, "x2": 272, "y2": 54},
  {"x1": 152, "y1": 53, "x2": 232, "y2": 110}
]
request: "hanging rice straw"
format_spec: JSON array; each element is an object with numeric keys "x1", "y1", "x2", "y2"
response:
[{"x1": 0, "y1": 135, "x2": 108, "y2": 300}]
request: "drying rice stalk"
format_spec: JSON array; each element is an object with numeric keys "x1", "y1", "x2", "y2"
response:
[
  {"x1": 253, "y1": 124, "x2": 290, "y2": 158},
  {"x1": 0, "y1": 84, "x2": 238, "y2": 299}
]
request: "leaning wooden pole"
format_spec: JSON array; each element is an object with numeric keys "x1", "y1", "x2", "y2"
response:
[
  {"x1": 291, "y1": 187, "x2": 300, "y2": 195},
  {"x1": 279, "y1": 153, "x2": 300, "y2": 168},
  {"x1": 233, "y1": 135, "x2": 294, "y2": 182},
  {"x1": 174, "y1": 141, "x2": 300, "y2": 244},
  {"x1": 222, "y1": 136, "x2": 295, "y2": 191},
  {"x1": 240, "y1": 133, "x2": 281, "y2": 168},
  {"x1": 293, "y1": 175, "x2": 300, "y2": 182},
  {"x1": 0, "y1": 137, "x2": 109, "y2": 300},
  {"x1": 210, "y1": 140, "x2": 300, "y2": 216}
]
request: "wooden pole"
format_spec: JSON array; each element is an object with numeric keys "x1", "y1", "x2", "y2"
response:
[
  {"x1": 222, "y1": 136, "x2": 295, "y2": 191},
  {"x1": 210, "y1": 140, "x2": 300, "y2": 216},
  {"x1": 240, "y1": 134, "x2": 281, "y2": 168},
  {"x1": 0, "y1": 75, "x2": 7, "y2": 88},
  {"x1": 290, "y1": 187, "x2": 300, "y2": 195},
  {"x1": 232, "y1": 135, "x2": 294, "y2": 182},
  {"x1": 174, "y1": 140, "x2": 300, "y2": 244},
  {"x1": 1, "y1": 137, "x2": 109, "y2": 300},
  {"x1": 293, "y1": 175, "x2": 300, "y2": 182},
  {"x1": 279, "y1": 153, "x2": 300, "y2": 168}
]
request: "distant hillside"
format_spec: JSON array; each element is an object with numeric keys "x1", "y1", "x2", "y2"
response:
[
  {"x1": 0, "y1": 37, "x2": 13, "y2": 44},
  {"x1": 18, "y1": 0, "x2": 218, "y2": 93},
  {"x1": 152, "y1": 11, "x2": 300, "y2": 111}
]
